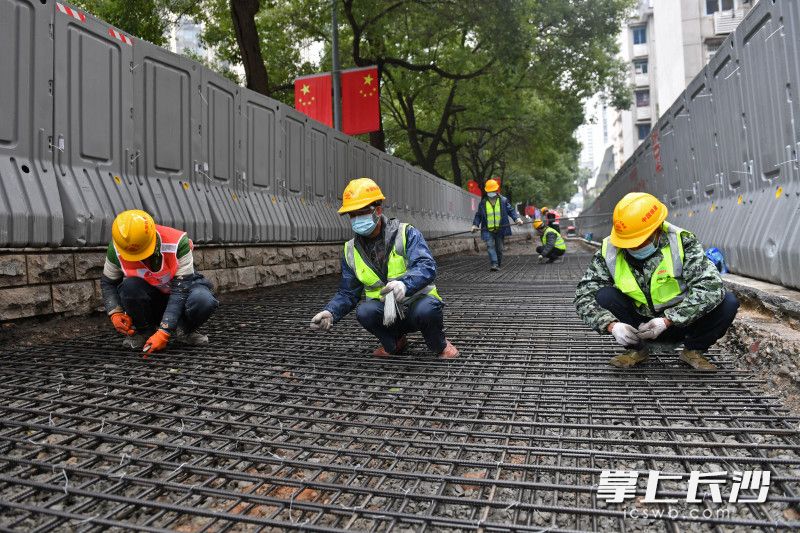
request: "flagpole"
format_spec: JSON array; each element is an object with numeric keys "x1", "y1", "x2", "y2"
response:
[{"x1": 331, "y1": 0, "x2": 342, "y2": 131}]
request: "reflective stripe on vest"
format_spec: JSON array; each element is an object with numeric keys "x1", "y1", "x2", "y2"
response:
[
  {"x1": 486, "y1": 199, "x2": 501, "y2": 231},
  {"x1": 114, "y1": 225, "x2": 188, "y2": 294},
  {"x1": 344, "y1": 223, "x2": 441, "y2": 302},
  {"x1": 543, "y1": 227, "x2": 566, "y2": 251},
  {"x1": 601, "y1": 222, "x2": 688, "y2": 312}
]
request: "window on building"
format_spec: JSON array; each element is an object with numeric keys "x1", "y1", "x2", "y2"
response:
[
  {"x1": 637, "y1": 123, "x2": 651, "y2": 141},
  {"x1": 632, "y1": 26, "x2": 647, "y2": 45},
  {"x1": 633, "y1": 59, "x2": 648, "y2": 75},
  {"x1": 635, "y1": 89, "x2": 650, "y2": 107},
  {"x1": 706, "y1": 0, "x2": 735, "y2": 15}
]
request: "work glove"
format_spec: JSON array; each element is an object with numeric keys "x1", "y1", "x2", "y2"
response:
[
  {"x1": 610, "y1": 322, "x2": 640, "y2": 347},
  {"x1": 143, "y1": 329, "x2": 170, "y2": 357},
  {"x1": 310, "y1": 310, "x2": 333, "y2": 331},
  {"x1": 380, "y1": 280, "x2": 406, "y2": 302},
  {"x1": 537, "y1": 255, "x2": 547, "y2": 264},
  {"x1": 516, "y1": 218, "x2": 524, "y2": 226},
  {"x1": 637, "y1": 317, "x2": 669, "y2": 340},
  {"x1": 110, "y1": 312, "x2": 135, "y2": 336},
  {"x1": 470, "y1": 225, "x2": 479, "y2": 233}
]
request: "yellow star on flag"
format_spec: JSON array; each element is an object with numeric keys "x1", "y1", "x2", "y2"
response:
[
  {"x1": 301, "y1": 84, "x2": 311, "y2": 95},
  {"x1": 363, "y1": 74, "x2": 374, "y2": 85}
]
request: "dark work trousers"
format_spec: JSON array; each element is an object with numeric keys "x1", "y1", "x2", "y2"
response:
[
  {"x1": 595, "y1": 286, "x2": 739, "y2": 351},
  {"x1": 485, "y1": 231, "x2": 505, "y2": 267},
  {"x1": 118, "y1": 277, "x2": 219, "y2": 335},
  {"x1": 535, "y1": 245, "x2": 565, "y2": 262},
  {"x1": 356, "y1": 295, "x2": 447, "y2": 353}
]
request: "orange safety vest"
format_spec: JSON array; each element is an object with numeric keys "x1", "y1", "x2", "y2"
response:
[{"x1": 114, "y1": 225, "x2": 191, "y2": 293}]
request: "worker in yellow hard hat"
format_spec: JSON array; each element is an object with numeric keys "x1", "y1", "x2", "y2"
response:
[
  {"x1": 574, "y1": 192, "x2": 738, "y2": 371},
  {"x1": 310, "y1": 177, "x2": 459, "y2": 359},
  {"x1": 533, "y1": 219, "x2": 566, "y2": 263},
  {"x1": 470, "y1": 178, "x2": 524, "y2": 271},
  {"x1": 100, "y1": 210, "x2": 218, "y2": 356}
]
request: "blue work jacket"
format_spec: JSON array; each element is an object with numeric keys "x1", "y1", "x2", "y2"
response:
[
  {"x1": 324, "y1": 218, "x2": 438, "y2": 322},
  {"x1": 472, "y1": 195, "x2": 520, "y2": 240}
]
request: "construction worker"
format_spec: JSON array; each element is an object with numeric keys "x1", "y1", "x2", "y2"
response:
[
  {"x1": 574, "y1": 192, "x2": 739, "y2": 371},
  {"x1": 310, "y1": 178, "x2": 459, "y2": 359},
  {"x1": 471, "y1": 178, "x2": 524, "y2": 271},
  {"x1": 100, "y1": 210, "x2": 219, "y2": 355},
  {"x1": 533, "y1": 219, "x2": 566, "y2": 263}
]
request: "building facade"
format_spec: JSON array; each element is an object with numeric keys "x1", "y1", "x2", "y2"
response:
[{"x1": 609, "y1": 0, "x2": 756, "y2": 169}]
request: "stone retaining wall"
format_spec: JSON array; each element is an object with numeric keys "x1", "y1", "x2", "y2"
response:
[{"x1": 0, "y1": 237, "x2": 481, "y2": 321}]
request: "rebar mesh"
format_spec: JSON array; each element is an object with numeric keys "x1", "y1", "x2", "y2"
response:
[{"x1": 1, "y1": 252, "x2": 798, "y2": 531}]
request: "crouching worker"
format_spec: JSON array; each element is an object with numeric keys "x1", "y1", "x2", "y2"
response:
[
  {"x1": 100, "y1": 210, "x2": 219, "y2": 356},
  {"x1": 574, "y1": 193, "x2": 738, "y2": 371},
  {"x1": 533, "y1": 219, "x2": 566, "y2": 263},
  {"x1": 310, "y1": 178, "x2": 459, "y2": 359}
]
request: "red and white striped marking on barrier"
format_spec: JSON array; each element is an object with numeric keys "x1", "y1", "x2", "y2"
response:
[
  {"x1": 56, "y1": 2, "x2": 86, "y2": 22},
  {"x1": 108, "y1": 28, "x2": 133, "y2": 46}
]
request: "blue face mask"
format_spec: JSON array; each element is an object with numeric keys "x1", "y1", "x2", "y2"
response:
[
  {"x1": 487, "y1": 192, "x2": 497, "y2": 198},
  {"x1": 351, "y1": 212, "x2": 378, "y2": 236},
  {"x1": 628, "y1": 241, "x2": 657, "y2": 260}
]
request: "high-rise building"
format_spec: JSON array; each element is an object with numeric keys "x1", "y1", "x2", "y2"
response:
[{"x1": 609, "y1": 0, "x2": 757, "y2": 169}]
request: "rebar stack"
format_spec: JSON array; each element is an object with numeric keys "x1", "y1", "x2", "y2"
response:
[{"x1": 1, "y1": 252, "x2": 798, "y2": 531}]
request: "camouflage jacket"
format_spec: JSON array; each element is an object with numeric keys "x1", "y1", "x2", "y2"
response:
[{"x1": 574, "y1": 229, "x2": 725, "y2": 333}]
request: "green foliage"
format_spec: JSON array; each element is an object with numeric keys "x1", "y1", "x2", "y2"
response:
[
  {"x1": 76, "y1": 0, "x2": 636, "y2": 207},
  {"x1": 74, "y1": 0, "x2": 202, "y2": 46}
]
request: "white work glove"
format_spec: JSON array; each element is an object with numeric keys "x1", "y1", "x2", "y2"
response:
[
  {"x1": 537, "y1": 255, "x2": 547, "y2": 263},
  {"x1": 380, "y1": 280, "x2": 406, "y2": 302},
  {"x1": 310, "y1": 310, "x2": 333, "y2": 331},
  {"x1": 637, "y1": 317, "x2": 669, "y2": 340},
  {"x1": 516, "y1": 218, "x2": 524, "y2": 226},
  {"x1": 610, "y1": 322, "x2": 640, "y2": 347},
  {"x1": 471, "y1": 225, "x2": 479, "y2": 233}
]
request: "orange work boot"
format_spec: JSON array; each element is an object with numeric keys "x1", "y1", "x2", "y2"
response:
[
  {"x1": 439, "y1": 340, "x2": 460, "y2": 359},
  {"x1": 373, "y1": 336, "x2": 407, "y2": 357}
]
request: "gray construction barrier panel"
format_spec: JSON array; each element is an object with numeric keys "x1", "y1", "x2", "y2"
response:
[
  {"x1": 578, "y1": 0, "x2": 800, "y2": 290},
  {"x1": 0, "y1": 0, "x2": 484, "y2": 247}
]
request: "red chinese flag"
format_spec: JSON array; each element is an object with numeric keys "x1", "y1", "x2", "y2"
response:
[
  {"x1": 341, "y1": 66, "x2": 380, "y2": 135},
  {"x1": 467, "y1": 180, "x2": 482, "y2": 197},
  {"x1": 294, "y1": 73, "x2": 332, "y2": 127}
]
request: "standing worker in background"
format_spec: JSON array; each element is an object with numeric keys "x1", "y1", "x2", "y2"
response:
[
  {"x1": 541, "y1": 207, "x2": 560, "y2": 232},
  {"x1": 471, "y1": 179, "x2": 524, "y2": 271},
  {"x1": 101, "y1": 210, "x2": 219, "y2": 356},
  {"x1": 310, "y1": 178, "x2": 459, "y2": 359},
  {"x1": 534, "y1": 219, "x2": 566, "y2": 263},
  {"x1": 574, "y1": 193, "x2": 738, "y2": 371}
]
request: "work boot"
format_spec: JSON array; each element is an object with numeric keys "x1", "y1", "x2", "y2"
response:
[
  {"x1": 490, "y1": 264, "x2": 499, "y2": 271},
  {"x1": 439, "y1": 340, "x2": 460, "y2": 359},
  {"x1": 175, "y1": 328, "x2": 209, "y2": 346},
  {"x1": 122, "y1": 334, "x2": 147, "y2": 350},
  {"x1": 608, "y1": 349, "x2": 649, "y2": 368},
  {"x1": 373, "y1": 336, "x2": 407, "y2": 357},
  {"x1": 679, "y1": 349, "x2": 717, "y2": 371}
]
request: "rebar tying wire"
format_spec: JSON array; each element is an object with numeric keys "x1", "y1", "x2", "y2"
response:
[{"x1": 0, "y1": 251, "x2": 798, "y2": 531}]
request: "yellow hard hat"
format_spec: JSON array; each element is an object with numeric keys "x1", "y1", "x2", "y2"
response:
[
  {"x1": 338, "y1": 177, "x2": 386, "y2": 214},
  {"x1": 112, "y1": 209, "x2": 157, "y2": 261},
  {"x1": 533, "y1": 219, "x2": 544, "y2": 229},
  {"x1": 541, "y1": 206, "x2": 549, "y2": 213},
  {"x1": 610, "y1": 192, "x2": 668, "y2": 248},
  {"x1": 484, "y1": 179, "x2": 500, "y2": 193}
]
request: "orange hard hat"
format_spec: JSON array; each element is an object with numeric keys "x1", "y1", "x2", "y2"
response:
[{"x1": 484, "y1": 179, "x2": 500, "y2": 193}]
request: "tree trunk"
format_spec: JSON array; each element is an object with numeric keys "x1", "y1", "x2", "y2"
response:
[{"x1": 230, "y1": 0, "x2": 269, "y2": 95}]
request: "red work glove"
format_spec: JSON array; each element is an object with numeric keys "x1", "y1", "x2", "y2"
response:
[
  {"x1": 142, "y1": 329, "x2": 170, "y2": 358},
  {"x1": 110, "y1": 312, "x2": 135, "y2": 336}
]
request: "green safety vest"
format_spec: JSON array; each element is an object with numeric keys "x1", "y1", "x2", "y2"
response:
[
  {"x1": 344, "y1": 223, "x2": 441, "y2": 302},
  {"x1": 601, "y1": 222, "x2": 688, "y2": 313},
  {"x1": 542, "y1": 227, "x2": 566, "y2": 251},
  {"x1": 486, "y1": 199, "x2": 501, "y2": 231}
]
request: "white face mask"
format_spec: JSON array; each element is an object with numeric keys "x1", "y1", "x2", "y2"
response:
[{"x1": 487, "y1": 192, "x2": 497, "y2": 198}]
